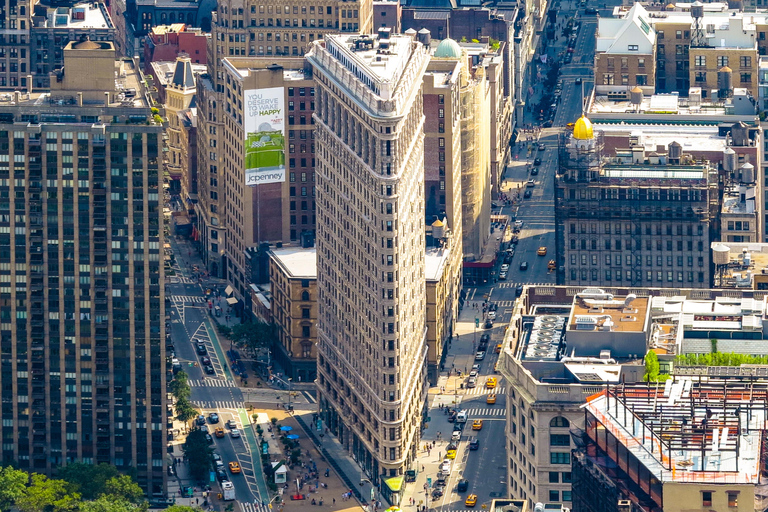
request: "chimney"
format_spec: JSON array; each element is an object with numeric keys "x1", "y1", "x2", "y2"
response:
[
  {"x1": 77, "y1": 92, "x2": 83, "y2": 106},
  {"x1": 26, "y1": 76, "x2": 32, "y2": 95},
  {"x1": 104, "y1": 91, "x2": 110, "y2": 104}
]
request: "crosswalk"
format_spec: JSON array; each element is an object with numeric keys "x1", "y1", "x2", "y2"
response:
[
  {"x1": 493, "y1": 300, "x2": 516, "y2": 307},
  {"x1": 463, "y1": 386, "x2": 505, "y2": 396},
  {"x1": 193, "y1": 400, "x2": 242, "y2": 410},
  {"x1": 240, "y1": 502, "x2": 271, "y2": 512},
  {"x1": 169, "y1": 295, "x2": 207, "y2": 303},
  {"x1": 496, "y1": 282, "x2": 551, "y2": 289},
  {"x1": 462, "y1": 407, "x2": 504, "y2": 417},
  {"x1": 168, "y1": 276, "x2": 198, "y2": 285},
  {"x1": 189, "y1": 378, "x2": 237, "y2": 388}
]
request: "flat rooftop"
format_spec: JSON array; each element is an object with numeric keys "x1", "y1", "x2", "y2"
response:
[
  {"x1": 325, "y1": 33, "x2": 415, "y2": 93},
  {"x1": 595, "y1": 123, "x2": 729, "y2": 154},
  {"x1": 0, "y1": 57, "x2": 151, "y2": 109},
  {"x1": 222, "y1": 58, "x2": 312, "y2": 82},
  {"x1": 40, "y1": 2, "x2": 113, "y2": 29},
  {"x1": 270, "y1": 247, "x2": 317, "y2": 279},
  {"x1": 569, "y1": 293, "x2": 649, "y2": 333},
  {"x1": 425, "y1": 246, "x2": 451, "y2": 282},
  {"x1": 585, "y1": 379, "x2": 765, "y2": 484}
]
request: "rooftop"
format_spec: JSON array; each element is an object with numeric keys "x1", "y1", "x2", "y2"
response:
[
  {"x1": 425, "y1": 246, "x2": 452, "y2": 282},
  {"x1": 710, "y1": 242, "x2": 768, "y2": 288},
  {"x1": 38, "y1": 2, "x2": 113, "y2": 29},
  {"x1": 589, "y1": 91, "x2": 756, "y2": 118},
  {"x1": 569, "y1": 291, "x2": 649, "y2": 333},
  {"x1": 270, "y1": 247, "x2": 317, "y2": 279},
  {"x1": 721, "y1": 188, "x2": 756, "y2": 215},
  {"x1": 595, "y1": 122, "x2": 730, "y2": 154},
  {"x1": 150, "y1": 60, "x2": 206, "y2": 87},
  {"x1": 222, "y1": 58, "x2": 312, "y2": 82},
  {"x1": 584, "y1": 379, "x2": 765, "y2": 484},
  {"x1": 324, "y1": 33, "x2": 418, "y2": 99}
]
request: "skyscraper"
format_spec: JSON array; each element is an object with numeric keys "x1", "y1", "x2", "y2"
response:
[
  {"x1": 0, "y1": 39, "x2": 166, "y2": 493},
  {"x1": 308, "y1": 31, "x2": 430, "y2": 492}
]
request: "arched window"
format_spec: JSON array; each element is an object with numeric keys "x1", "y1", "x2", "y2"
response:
[
  {"x1": 301, "y1": 290, "x2": 310, "y2": 301},
  {"x1": 550, "y1": 416, "x2": 570, "y2": 428}
]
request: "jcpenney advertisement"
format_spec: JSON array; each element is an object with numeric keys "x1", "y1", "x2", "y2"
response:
[{"x1": 244, "y1": 87, "x2": 286, "y2": 186}]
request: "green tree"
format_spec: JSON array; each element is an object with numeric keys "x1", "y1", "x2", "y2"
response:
[
  {"x1": 174, "y1": 397, "x2": 199, "y2": 428},
  {"x1": 15, "y1": 474, "x2": 80, "y2": 512},
  {"x1": 79, "y1": 498, "x2": 142, "y2": 512},
  {"x1": 169, "y1": 371, "x2": 191, "y2": 402},
  {"x1": 0, "y1": 465, "x2": 29, "y2": 511},
  {"x1": 643, "y1": 350, "x2": 660, "y2": 382},
  {"x1": 165, "y1": 506, "x2": 201, "y2": 512},
  {"x1": 165, "y1": 507, "x2": 201, "y2": 512},
  {"x1": 182, "y1": 430, "x2": 213, "y2": 483},
  {"x1": 103, "y1": 475, "x2": 146, "y2": 509},
  {"x1": 56, "y1": 463, "x2": 118, "y2": 501},
  {"x1": 230, "y1": 321, "x2": 274, "y2": 352}
]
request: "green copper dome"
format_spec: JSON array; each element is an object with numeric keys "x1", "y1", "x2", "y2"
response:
[{"x1": 434, "y1": 38, "x2": 462, "y2": 59}]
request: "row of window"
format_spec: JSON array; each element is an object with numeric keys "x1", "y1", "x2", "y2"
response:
[
  {"x1": 693, "y1": 55, "x2": 751, "y2": 68},
  {"x1": 571, "y1": 222, "x2": 703, "y2": 236},
  {"x1": 570, "y1": 253, "x2": 705, "y2": 267},
  {"x1": 570, "y1": 238, "x2": 706, "y2": 252},
  {"x1": 569, "y1": 269, "x2": 706, "y2": 283}
]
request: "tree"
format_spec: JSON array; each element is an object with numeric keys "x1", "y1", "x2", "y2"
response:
[
  {"x1": 15, "y1": 474, "x2": 80, "y2": 512},
  {"x1": 174, "y1": 397, "x2": 199, "y2": 428},
  {"x1": 165, "y1": 506, "x2": 201, "y2": 512},
  {"x1": 103, "y1": 475, "x2": 146, "y2": 509},
  {"x1": 56, "y1": 463, "x2": 118, "y2": 501},
  {"x1": 643, "y1": 350, "x2": 660, "y2": 382},
  {"x1": 230, "y1": 321, "x2": 274, "y2": 352},
  {"x1": 79, "y1": 497, "x2": 142, "y2": 512},
  {"x1": 0, "y1": 465, "x2": 29, "y2": 511},
  {"x1": 182, "y1": 430, "x2": 213, "y2": 483},
  {"x1": 169, "y1": 371, "x2": 191, "y2": 402}
]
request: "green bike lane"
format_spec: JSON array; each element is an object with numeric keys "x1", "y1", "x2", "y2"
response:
[{"x1": 203, "y1": 317, "x2": 271, "y2": 504}]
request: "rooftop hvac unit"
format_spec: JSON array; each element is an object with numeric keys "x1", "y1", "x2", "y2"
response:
[{"x1": 617, "y1": 500, "x2": 631, "y2": 512}]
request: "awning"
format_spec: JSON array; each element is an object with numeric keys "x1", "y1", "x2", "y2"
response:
[
  {"x1": 226, "y1": 297, "x2": 238, "y2": 305},
  {"x1": 225, "y1": 285, "x2": 233, "y2": 296}
]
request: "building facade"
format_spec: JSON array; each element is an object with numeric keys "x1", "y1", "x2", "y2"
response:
[
  {"x1": 268, "y1": 247, "x2": 318, "y2": 383},
  {"x1": 309, "y1": 32, "x2": 430, "y2": 496},
  {"x1": 0, "y1": 39, "x2": 166, "y2": 493},
  {"x1": 555, "y1": 116, "x2": 719, "y2": 288}
]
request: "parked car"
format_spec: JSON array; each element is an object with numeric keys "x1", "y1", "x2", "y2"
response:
[
  {"x1": 475, "y1": 351, "x2": 486, "y2": 361},
  {"x1": 201, "y1": 356, "x2": 211, "y2": 366},
  {"x1": 226, "y1": 419, "x2": 237, "y2": 429},
  {"x1": 469, "y1": 439, "x2": 480, "y2": 450},
  {"x1": 216, "y1": 469, "x2": 228, "y2": 482},
  {"x1": 205, "y1": 365, "x2": 216, "y2": 375},
  {"x1": 230, "y1": 429, "x2": 241, "y2": 439},
  {"x1": 196, "y1": 343, "x2": 207, "y2": 355},
  {"x1": 519, "y1": 261, "x2": 528, "y2": 271},
  {"x1": 196, "y1": 415, "x2": 206, "y2": 426}
]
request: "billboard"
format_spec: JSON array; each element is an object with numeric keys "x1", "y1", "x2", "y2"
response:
[{"x1": 244, "y1": 87, "x2": 286, "y2": 186}]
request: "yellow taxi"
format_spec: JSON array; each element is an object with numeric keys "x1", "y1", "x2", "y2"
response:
[
  {"x1": 228, "y1": 461, "x2": 241, "y2": 474},
  {"x1": 215, "y1": 427, "x2": 225, "y2": 438},
  {"x1": 494, "y1": 361, "x2": 499, "y2": 373},
  {"x1": 472, "y1": 420, "x2": 483, "y2": 431},
  {"x1": 446, "y1": 443, "x2": 458, "y2": 459},
  {"x1": 486, "y1": 394, "x2": 497, "y2": 404},
  {"x1": 495, "y1": 343, "x2": 502, "y2": 354},
  {"x1": 537, "y1": 246, "x2": 547, "y2": 256},
  {"x1": 465, "y1": 494, "x2": 478, "y2": 507},
  {"x1": 486, "y1": 377, "x2": 497, "y2": 389}
]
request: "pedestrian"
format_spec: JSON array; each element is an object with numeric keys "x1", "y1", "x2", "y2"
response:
[{"x1": 333, "y1": 499, "x2": 336, "y2": 505}]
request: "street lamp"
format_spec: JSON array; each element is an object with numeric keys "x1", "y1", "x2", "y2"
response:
[{"x1": 287, "y1": 378, "x2": 293, "y2": 412}]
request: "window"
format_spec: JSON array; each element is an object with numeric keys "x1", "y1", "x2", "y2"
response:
[
  {"x1": 628, "y1": 44, "x2": 638, "y2": 51},
  {"x1": 562, "y1": 491, "x2": 572, "y2": 502},
  {"x1": 550, "y1": 434, "x2": 570, "y2": 446},
  {"x1": 741, "y1": 56, "x2": 752, "y2": 68},
  {"x1": 717, "y1": 55, "x2": 729, "y2": 67},
  {"x1": 549, "y1": 472, "x2": 559, "y2": 483},
  {"x1": 702, "y1": 491, "x2": 713, "y2": 507},
  {"x1": 695, "y1": 55, "x2": 706, "y2": 67},
  {"x1": 603, "y1": 73, "x2": 614, "y2": 86},
  {"x1": 741, "y1": 73, "x2": 752, "y2": 83},
  {"x1": 550, "y1": 452, "x2": 570, "y2": 464},
  {"x1": 549, "y1": 491, "x2": 559, "y2": 502},
  {"x1": 550, "y1": 417, "x2": 569, "y2": 427},
  {"x1": 728, "y1": 492, "x2": 739, "y2": 508}
]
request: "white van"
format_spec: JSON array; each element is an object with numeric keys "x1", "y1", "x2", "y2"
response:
[
  {"x1": 456, "y1": 411, "x2": 468, "y2": 423},
  {"x1": 467, "y1": 376, "x2": 477, "y2": 388}
]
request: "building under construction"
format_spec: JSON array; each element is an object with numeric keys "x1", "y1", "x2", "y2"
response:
[
  {"x1": 555, "y1": 115, "x2": 719, "y2": 289},
  {"x1": 572, "y1": 376, "x2": 768, "y2": 512}
]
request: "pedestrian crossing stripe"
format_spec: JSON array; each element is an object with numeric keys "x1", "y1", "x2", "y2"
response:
[
  {"x1": 494, "y1": 300, "x2": 515, "y2": 307},
  {"x1": 189, "y1": 379, "x2": 237, "y2": 388},
  {"x1": 463, "y1": 386, "x2": 505, "y2": 395},
  {"x1": 462, "y1": 408, "x2": 504, "y2": 417},
  {"x1": 240, "y1": 502, "x2": 271, "y2": 512},
  {"x1": 193, "y1": 400, "x2": 242, "y2": 410},
  {"x1": 169, "y1": 295, "x2": 207, "y2": 303}
]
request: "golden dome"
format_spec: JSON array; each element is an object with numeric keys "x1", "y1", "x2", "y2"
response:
[
  {"x1": 573, "y1": 115, "x2": 594, "y2": 140},
  {"x1": 431, "y1": 219, "x2": 445, "y2": 228}
]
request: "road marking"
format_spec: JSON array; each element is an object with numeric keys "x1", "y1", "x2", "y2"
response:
[
  {"x1": 194, "y1": 400, "x2": 242, "y2": 409},
  {"x1": 170, "y1": 295, "x2": 207, "y2": 303},
  {"x1": 303, "y1": 390, "x2": 317, "y2": 404},
  {"x1": 189, "y1": 379, "x2": 237, "y2": 388}
]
